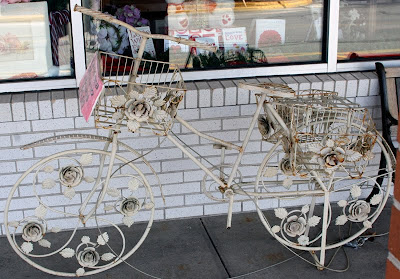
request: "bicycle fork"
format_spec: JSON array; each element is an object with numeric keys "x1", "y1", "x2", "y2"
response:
[{"x1": 79, "y1": 130, "x2": 119, "y2": 224}]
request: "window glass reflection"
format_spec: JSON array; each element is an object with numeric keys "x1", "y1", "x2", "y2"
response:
[
  {"x1": 338, "y1": 0, "x2": 400, "y2": 61},
  {"x1": 0, "y1": 0, "x2": 74, "y2": 81},
  {"x1": 85, "y1": 0, "x2": 325, "y2": 70}
]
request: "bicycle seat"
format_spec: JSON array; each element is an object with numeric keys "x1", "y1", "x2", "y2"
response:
[{"x1": 239, "y1": 82, "x2": 296, "y2": 98}]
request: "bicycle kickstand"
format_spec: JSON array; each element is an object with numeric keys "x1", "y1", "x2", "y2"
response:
[{"x1": 226, "y1": 188, "x2": 235, "y2": 229}]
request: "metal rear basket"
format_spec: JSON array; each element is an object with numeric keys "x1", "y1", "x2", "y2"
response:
[
  {"x1": 94, "y1": 52, "x2": 186, "y2": 136},
  {"x1": 259, "y1": 89, "x2": 378, "y2": 178}
]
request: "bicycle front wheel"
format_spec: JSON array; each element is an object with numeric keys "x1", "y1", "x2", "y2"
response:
[{"x1": 4, "y1": 148, "x2": 155, "y2": 277}]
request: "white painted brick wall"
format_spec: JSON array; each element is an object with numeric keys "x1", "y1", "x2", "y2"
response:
[{"x1": 0, "y1": 72, "x2": 384, "y2": 235}]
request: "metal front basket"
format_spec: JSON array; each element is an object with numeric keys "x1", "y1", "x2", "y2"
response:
[
  {"x1": 260, "y1": 89, "x2": 378, "y2": 178},
  {"x1": 95, "y1": 52, "x2": 186, "y2": 136}
]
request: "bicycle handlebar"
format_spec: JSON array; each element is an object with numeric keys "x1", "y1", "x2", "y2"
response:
[{"x1": 74, "y1": 5, "x2": 217, "y2": 53}]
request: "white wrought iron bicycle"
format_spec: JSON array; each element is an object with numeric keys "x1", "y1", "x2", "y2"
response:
[{"x1": 4, "y1": 5, "x2": 395, "y2": 277}]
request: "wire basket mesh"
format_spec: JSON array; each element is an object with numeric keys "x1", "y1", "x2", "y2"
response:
[
  {"x1": 259, "y1": 89, "x2": 378, "y2": 178},
  {"x1": 95, "y1": 52, "x2": 186, "y2": 136}
]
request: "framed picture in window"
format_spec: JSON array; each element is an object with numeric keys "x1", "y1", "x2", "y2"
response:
[{"x1": 0, "y1": 2, "x2": 52, "y2": 80}]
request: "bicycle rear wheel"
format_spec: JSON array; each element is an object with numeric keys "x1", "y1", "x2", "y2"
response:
[{"x1": 255, "y1": 129, "x2": 394, "y2": 253}]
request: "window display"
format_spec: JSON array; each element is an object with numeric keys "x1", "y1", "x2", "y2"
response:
[
  {"x1": 0, "y1": 0, "x2": 74, "y2": 81},
  {"x1": 84, "y1": 0, "x2": 325, "y2": 71}
]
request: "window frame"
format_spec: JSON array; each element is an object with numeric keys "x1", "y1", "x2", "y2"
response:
[{"x1": 0, "y1": 0, "x2": 399, "y2": 93}]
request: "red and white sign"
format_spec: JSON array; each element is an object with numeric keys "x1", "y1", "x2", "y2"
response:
[
  {"x1": 79, "y1": 52, "x2": 104, "y2": 122},
  {"x1": 222, "y1": 27, "x2": 247, "y2": 50},
  {"x1": 255, "y1": 19, "x2": 286, "y2": 48}
]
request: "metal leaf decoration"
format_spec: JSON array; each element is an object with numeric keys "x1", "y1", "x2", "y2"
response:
[
  {"x1": 153, "y1": 99, "x2": 166, "y2": 107},
  {"x1": 60, "y1": 248, "x2": 75, "y2": 258},
  {"x1": 106, "y1": 187, "x2": 120, "y2": 198},
  {"x1": 263, "y1": 167, "x2": 278, "y2": 177},
  {"x1": 101, "y1": 253, "x2": 116, "y2": 261},
  {"x1": 129, "y1": 90, "x2": 140, "y2": 100},
  {"x1": 274, "y1": 208, "x2": 288, "y2": 219},
  {"x1": 84, "y1": 176, "x2": 95, "y2": 183},
  {"x1": 81, "y1": 236, "x2": 90, "y2": 244},
  {"x1": 335, "y1": 215, "x2": 348, "y2": 226},
  {"x1": 364, "y1": 151, "x2": 375, "y2": 160},
  {"x1": 43, "y1": 165, "x2": 54, "y2": 173},
  {"x1": 346, "y1": 150, "x2": 363, "y2": 162},
  {"x1": 51, "y1": 227, "x2": 61, "y2": 233},
  {"x1": 350, "y1": 185, "x2": 362, "y2": 198},
  {"x1": 8, "y1": 221, "x2": 19, "y2": 228},
  {"x1": 326, "y1": 139, "x2": 335, "y2": 148},
  {"x1": 21, "y1": 242, "x2": 33, "y2": 254},
  {"x1": 42, "y1": 178, "x2": 56, "y2": 189},
  {"x1": 97, "y1": 232, "x2": 109, "y2": 246},
  {"x1": 370, "y1": 194, "x2": 383, "y2": 205},
  {"x1": 127, "y1": 120, "x2": 140, "y2": 132},
  {"x1": 112, "y1": 111, "x2": 123, "y2": 120},
  {"x1": 63, "y1": 187, "x2": 76, "y2": 200},
  {"x1": 123, "y1": 216, "x2": 134, "y2": 228},
  {"x1": 110, "y1": 95, "x2": 126, "y2": 107},
  {"x1": 282, "y1": 177, "x2": 293, "y2": 189},
  {"x1": 152, "y1": 109, "x2": 167, "y2": 121},
  {"x1": 76, "y1": 268, "x2": 85, "y2": 276},
  {"x1": 308, "y1": 143, "x2": 322, "y2": 153},
  {"x1": 143, "y1": 86, "x2": 157, "y2": 98},
  {"x1": 128, "y1": 179, "x2": 140, "y2": 191},
  {"x1": 363, "y1": 220, "x2": 372, "y2": 228},
  {"x1": 38, "y1": 239, "x2": 51, "y2": 248},
  {"x1": 35, "y1": 204, "x2": 47, "y2": 219},
  {"x1": 104, "y1": 205, "x2": 114, "y2": 211},
  {"x1": 337, "y1": 200, "x2": 347, "y2": 207},
  {"x1": 271, "y1": 225, "x2": 280, "y2": 233},
  {"x1": 79, "y1": 153, "x2": 93, "y2": 166},
  {"x1": 143, "y1": 202, "x2": 154, "y2": 210},
  {"x1": 298, "y1": 235, "x2": 310, "y2": 246},
  {"x1": 301, "y1": 204, "x2": 309, "y2": 214},
  {"x1": 308, "y1": 216, "x2": 321, "y2": 227}
]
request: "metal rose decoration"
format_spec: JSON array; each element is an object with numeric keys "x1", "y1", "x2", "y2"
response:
[
  {"x1": 347, "y1": 200, "x2": 370, "y2": 222},
  {"x1": 120, "y1": 197, "x2": 140, "y2": 217},
  {"x1": 319, "y1": 146, "x2": 345, "y2": 173},
  {"x1": 283, "y1": 215, "x2": 307, "y2": 237},
  {"x1": 77, "y1": 247, "x2": 100, "y2": 267},
  {"x1": 22, "y1": 221, "x2": 45, "y2": 242},
  {"x1": 59, "y1": 165, "x2": 84, "y2": 187},
  {"x1": 125, "y1": 98, "x2": 153, "y2": 122},
  {"x1": 279, "y1": 156, "x2": 293, "y2": 176}
]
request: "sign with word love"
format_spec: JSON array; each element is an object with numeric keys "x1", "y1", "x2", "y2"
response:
[
  {"x1": 222, "y1": 27, "x2": 247, "y2": 51},
  {"x1": 78, "y1": 51, "x2": 104, "y2": 122}
]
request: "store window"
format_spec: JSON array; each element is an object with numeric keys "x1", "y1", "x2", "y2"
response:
[
  {"x1": 83, "y1": 0, "x2": 326, "y2": 71},
  {"x1": 0, "y1": 0, "x2": 74, "y2": 82},
  {"x1": 338, "y1": 0, "x2": 400, "y2": 61}
]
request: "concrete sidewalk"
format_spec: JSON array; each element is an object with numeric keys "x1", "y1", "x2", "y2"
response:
[{"x1": 0, "y1": 205, "x2": 391, "y2": 279}]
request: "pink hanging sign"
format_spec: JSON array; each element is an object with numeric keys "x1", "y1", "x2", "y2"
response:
[{"x1": 79, "y1": 52, "x2": 104, "y2": 122}]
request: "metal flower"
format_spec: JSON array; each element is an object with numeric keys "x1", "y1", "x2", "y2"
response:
[
  {"x1": 120, "y1": 197, "x2": 140, "y2": 217},
  {"x1": 283, "y1": 215, "x2": 307, "y2": 237},
  {"x1": 347, "y1": 200, "x2": 370, "y2": 222},
  {"x1": 125, "y1": 98, "x2": 153, "y2": 122},
  {"x1": 279, "y1": 156, "x2": 293, "y2": 176},
  {"x1": 22, "y1": 221, "x2": 45, "y2": 242},
  {"x1": 59, "y1": 165, "x2": 84, "y2": 187},
  {"x1": 318, "y1": 146, "x2": 345, "y2": 173},
  {"x1": 77, "y1": 247, "x2": 100, "y2": 267}
]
